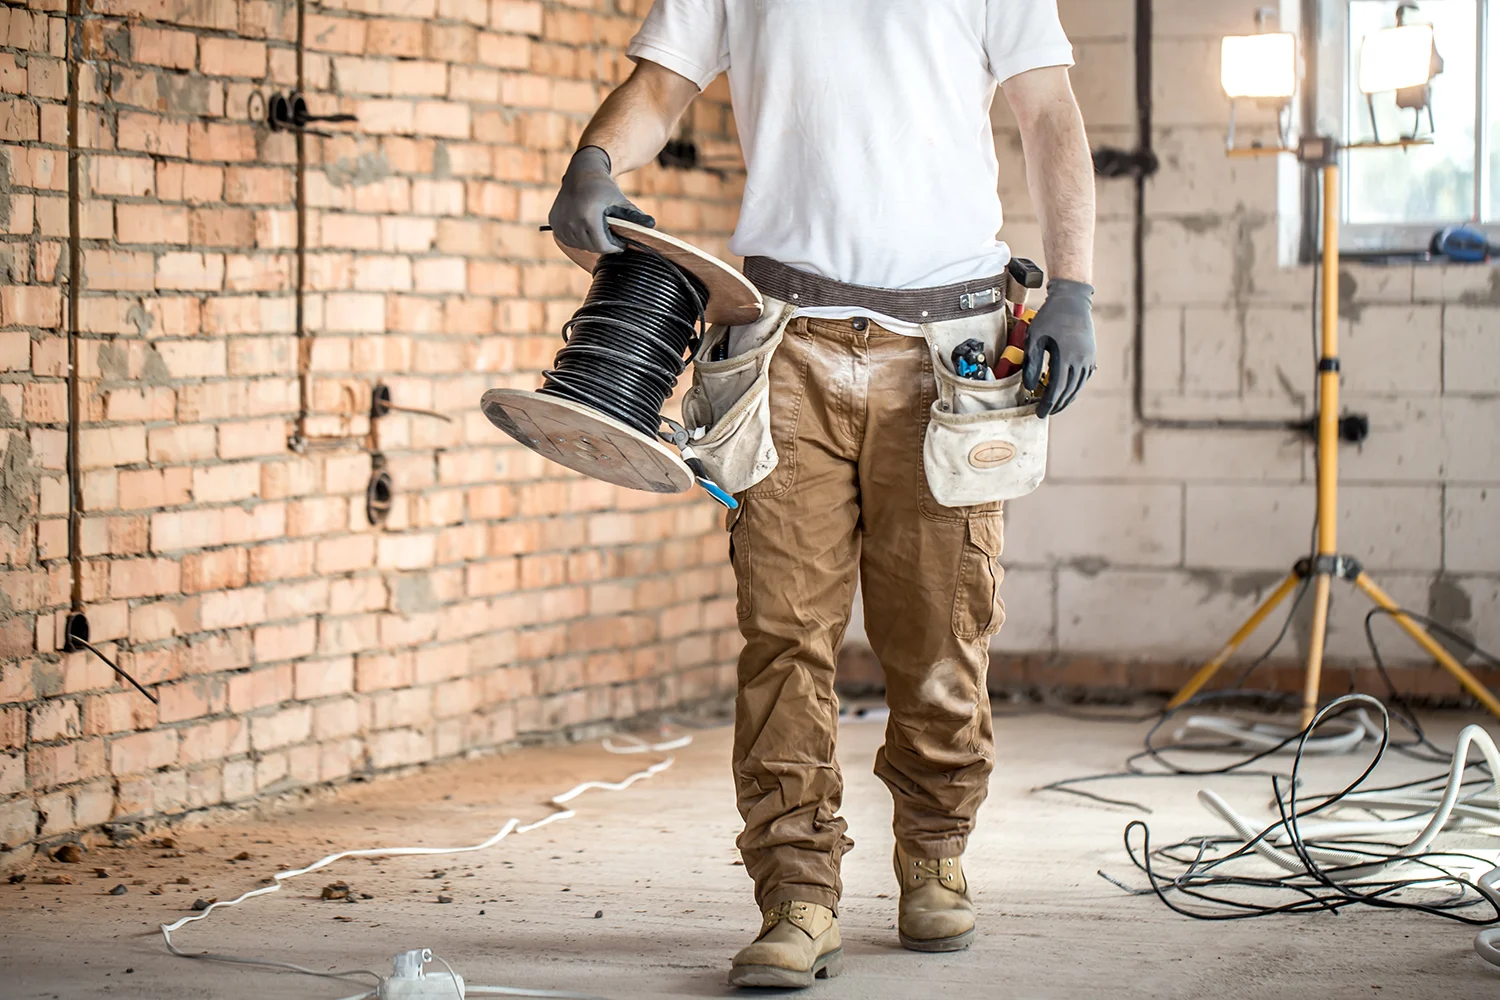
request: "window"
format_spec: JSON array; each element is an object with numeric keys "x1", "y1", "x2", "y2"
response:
[{"x1": 1312, "y1": 0, "x2": 1497, "y2": 251}]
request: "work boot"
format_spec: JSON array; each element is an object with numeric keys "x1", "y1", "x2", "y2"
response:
[
  {"x1": 728, "y1": 900, "x2": 843, "y2": 989},
  {"x1": 893, "y1": 843, "x2": 975, "y2": 952}
]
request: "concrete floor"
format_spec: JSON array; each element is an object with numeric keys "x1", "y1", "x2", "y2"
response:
[{"x1": 3, "y1": 708, "x2": 1500, "y2": 1000}]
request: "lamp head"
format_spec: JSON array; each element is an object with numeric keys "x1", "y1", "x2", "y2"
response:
[
  {"x1": 1358, "y1": 23, "x2": 1437, "y2": 94},
  {"x1": 1220, "y1": 32, "x2": 1298, "y2": 100}
]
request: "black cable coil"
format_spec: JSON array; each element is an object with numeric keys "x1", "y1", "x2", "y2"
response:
[{"x1": 538, "y1": 241, "x2": 708, "y2": 438}]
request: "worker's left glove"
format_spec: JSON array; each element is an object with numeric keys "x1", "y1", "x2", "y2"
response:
[{"x1": 1022, "y1": 278, "x2": 1096, "y2": 419}]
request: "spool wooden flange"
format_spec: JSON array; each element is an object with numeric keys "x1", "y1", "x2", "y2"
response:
[
  {"x1": 480, "y1": 388, "x2": 695, "y2": 495},
  {"x1": 554, "y1": 218, "x2": 763, "y2": 327},
  {"x1": 480, "y1": 221, "x2": 759, "y2": 494}
]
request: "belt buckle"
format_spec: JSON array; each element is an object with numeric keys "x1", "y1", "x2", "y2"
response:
[{"x1": 958, "y1": 287, "x2": 1000, "y2": 311}]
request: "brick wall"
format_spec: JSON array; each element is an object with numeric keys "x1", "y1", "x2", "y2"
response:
[
  {"x1": 1, "y1": 0, "x2": 743, "y2": 862},
  {"x1": 976, "y1": 0, "x2": 1500, "y2": 696}
]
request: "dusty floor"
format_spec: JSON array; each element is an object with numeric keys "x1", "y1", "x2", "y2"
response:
[{"x1": 3, "y1": 707, "x2": 1500, "y2": 1000}]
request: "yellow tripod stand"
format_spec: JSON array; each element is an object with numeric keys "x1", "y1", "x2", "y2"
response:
[{"x1": 1168, "y1": 141, "x2": 1500, "y2": 728}]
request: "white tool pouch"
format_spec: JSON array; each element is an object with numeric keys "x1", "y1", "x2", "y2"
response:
[
  {"x1": 681, "y1": 300, "x2": 797, "y2": 495},
  {"x1": 922, "y1": 313, "x2": 1048, "y2": 507}
]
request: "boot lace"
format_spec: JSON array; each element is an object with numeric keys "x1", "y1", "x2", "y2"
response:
[{"x1": 907, "y1": 856, "x2": 960, "y2": 886}]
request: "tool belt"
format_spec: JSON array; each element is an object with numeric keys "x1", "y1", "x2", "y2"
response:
[
  {"x1": 682, "y1": 258, "x2": 1049, "y2": 506},
  {"x1": 742, "y1": 256, "x2": 1015, "y2": 325}
]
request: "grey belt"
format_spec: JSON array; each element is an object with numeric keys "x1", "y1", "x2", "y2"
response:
[{"x1": 742, "y1": 256, "x2": 1013, "y2": 325}]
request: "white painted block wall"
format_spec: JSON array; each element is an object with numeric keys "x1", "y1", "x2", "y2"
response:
[{"x1": 850, "y1": 0, "x2": 1500, "y2": 674}]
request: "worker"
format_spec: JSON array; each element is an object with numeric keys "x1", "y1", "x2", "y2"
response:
[{"x1": 548, "y1": 0, "x2": 1095, "y2": 989}]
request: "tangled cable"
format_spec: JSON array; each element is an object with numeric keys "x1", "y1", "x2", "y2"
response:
[
  {"x1": 540, "y1": 243, "x2": 708, "y2": 438},
  {"x1": 1095, "y1": 695, "x2": 1500, "y2": 968}
]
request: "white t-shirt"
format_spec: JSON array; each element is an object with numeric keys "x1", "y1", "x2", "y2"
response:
[{"x1": 627, "y1": 0, "x2": 1074, "y2": 326}]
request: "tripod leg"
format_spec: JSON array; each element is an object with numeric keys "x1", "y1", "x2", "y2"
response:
[
  {"x1": 1167, "y1": 571, "x2": 1301, "y2": 709},
  {"x1": 1353, "y1": 572, "x2": 1500, "y2": 721},
  {"x1": 1301, "y1": 574, "x2": 1333, "y2": 729}
]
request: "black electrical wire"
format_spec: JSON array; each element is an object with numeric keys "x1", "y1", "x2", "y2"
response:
[
  {"x1": 1031, "y1": 580, "x2": 1318, "y2": 811},
  {"x1": 1099, "y1": 695, "x2": 1500, "y2": 929},
  {"x1": 539, "y1": 241, "x2": 708, "y2": 438},
  {"x1": 1362, "y1": 604, "x2": 1500, "y2": 762},
  {"x1": 74, "y1": 637, "x2": 159, "y2": 704}
]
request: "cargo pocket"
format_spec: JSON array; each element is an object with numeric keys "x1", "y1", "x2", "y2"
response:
[
  {"x1": 953, "y1": 511, "x2": 1005, "y2": 640},
  {"x1": 921, "y1": 332, "x2": 1048, "y2": 509},
  {"x1": 725, "y1": 503, "x2": 752, "y2": 622},
  {"x1": 681, "y1": 300, "x2": 797, "y2": 495}
]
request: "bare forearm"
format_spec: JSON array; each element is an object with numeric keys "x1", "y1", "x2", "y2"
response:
[
  {"x1": 1013, "y1": 85, "x2": 1095, "y2": 284},
  {"x1": 578, "y1": 62, "x2": 698, "y2": 175}
]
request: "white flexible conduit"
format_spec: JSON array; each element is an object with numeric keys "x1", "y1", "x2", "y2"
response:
[
  {"x1": 159, "y1": 734, "x2": 688, "y2": 997},
  {"x1": 1175, "y1": 710, "x2": 1380, "y2": 756},
  {"x1": 1196, "y1": 714, "x2": 1500, "y2": 968}
]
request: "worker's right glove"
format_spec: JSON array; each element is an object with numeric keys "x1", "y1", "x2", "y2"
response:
[{"x1": 547, "y1": 146, "x2": 656, "y2": 254}]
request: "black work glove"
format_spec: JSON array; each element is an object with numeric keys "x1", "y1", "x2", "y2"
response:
[
  {"x1": 1022, "y1": 278, "x2": 1096, "y2": 418},
  {"x1": 547, "y1": 146, "x2": 656, "y2": 254}
]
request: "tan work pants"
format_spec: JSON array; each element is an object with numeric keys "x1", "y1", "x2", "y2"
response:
[{"x1": 727, "y1": 317, "x2": 1004, "y2": 914}]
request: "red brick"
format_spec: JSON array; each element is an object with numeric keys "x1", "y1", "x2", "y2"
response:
[
  {"x1": 109, "y1": 557, "x2": 180, "y2": 599},
  {"x1": 84, "y1": 249, "x2": 155, "y2": 291},
  {"x1": 189, "y1": 207, "x2": 255, "y2": 246},
  {"x1": 118, "y1": 468, "x2": 193, "y2": 509},
  {"x1": 157, "y1": 252, "x2": 225, "y2": 291},
  {"x1": 22, "y1": 382, "x2": 65, "y2": 423},
  {"x1": 193, "y1": 462, "x2": 261, "y2": 504},
  {"x1": 189, "y1": 122, "x2": 258, "y2": 162},
  {"x1": 156, "y1": 677, "x2": 225, "y2": 724},
  {"x1": 225, "y1": 166, "x2": 293, "y2": 204},
  {"x1": 29, "y1": 699, "x2": 78, "y2": 741},
  {"x1": 253, "y1": 620, "x2": 317, "y2": 663},
  {"x1": 117, "y1": 111, "x2": 189, "y2": 158},
  {"x1": 102, "y1": 386, "x2": 177, "y2": 423},
  {"x1": 227, "y1": 664, "x2": 293, "y2": 714},
  {"x1": 79, "y1": 426, "x2": 147, "y2": 469},
  {"x1": 132, "y1": 26, "x2": 196, "y2": 68},
  {"x1": 28, "y1": 741, "x2": 99, "y2": 788},
  {"x1": 82, "y1": 691, "x2": 157, "y2": 737},
  {"x1": 293, "y1": 657, "x2": 353, "y2": 700},
  {"x1": 305, "y1": 14, "x2": 367, "y2": 54},
  {"x1": 249, "y1": 539, "x2": 315, "y2": 582},
  {"x1": 217, "y1": 418, "x2": 288, "y2": 459},
  {"x1": 492, "y1": 0, "x2": 543, "y2": 34},
  {"x1": 109, "y1": 729, "x2": 178, "y2": 775},
  {"x1": 179, "y1": 718, "x2": 246, "y2": 764},
  {"x1": 355, "y1": 651, "x2": 413, "y2": 692},
  {"x1": 147, "y1": 424, "x2": 217, "y2": 464},
  {"x1": 199, "y1": 37, "x2": 267, "y2": 78},
  {"x1": 181, "y1": 548, "x2": 249, "y2": 594},
  {"x1": 0, "y1": 98, "x2": 39, "y2": 142},
  {"x1": 250, "y1": 705, "x2": 311, "y2": 751},
  {"x1": 116, "y1": 204, "x2": 189, "y2": 244},
  {"x1": 318, "y1": 614, "x2": 379, "y2": 657},
  {"x1": 90, "y1": 155, "x2": 155, "y2": 197}
]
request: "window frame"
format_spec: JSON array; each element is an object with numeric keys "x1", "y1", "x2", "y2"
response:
[{"x1": 1301, "y1": 0, "x2": 1497, "y2": 255}]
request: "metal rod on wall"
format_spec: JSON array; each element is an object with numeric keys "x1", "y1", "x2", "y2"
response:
[{"x1": 65, "y1": 0, "x2": 84, "y2": 617}]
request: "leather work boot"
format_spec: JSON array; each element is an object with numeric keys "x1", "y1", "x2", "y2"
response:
[
  {"x1": 893, "y1": 842, "x2": 976, "y2": 952},
  {"x1": 728, "y1": 900, "x2": 844, "y2": 989}
]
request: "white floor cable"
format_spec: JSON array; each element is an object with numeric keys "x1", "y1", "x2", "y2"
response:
[
  {"x1": 1173, "y1": 710, "x2": 1381, "y2": 756},
  {"x1": 159, "y1": 733, "x2": 688, "y2": 999},
  {"x1": 1193, "y1": 715, "x2": 1500, "y2": 968}
]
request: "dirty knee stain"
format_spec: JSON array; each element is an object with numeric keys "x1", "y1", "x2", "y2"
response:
[{"x1": 916, "y1": 659, "x2": 980, "y2": 719}]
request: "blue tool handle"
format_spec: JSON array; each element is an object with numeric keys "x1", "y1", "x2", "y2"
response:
[{"x1": 683, "y1": 456, "x2": 738, "y2": 509}]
